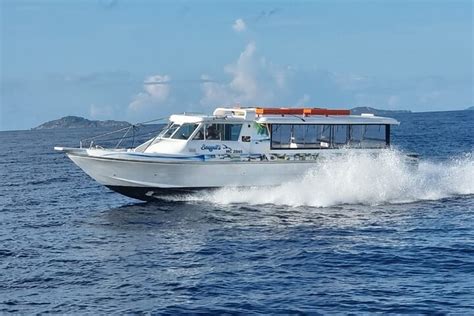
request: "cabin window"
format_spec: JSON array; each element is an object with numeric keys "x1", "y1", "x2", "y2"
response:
[
  {"x1": 349, "y1": 125, "x2": 364, "y2": 144},
  {"x1": 271, "y1": 124, "x2": 292, "y2": 148},
  {"x1": 333, "y1": 125, "x2": 349, "y2": 147},
  {"x1": 200, "y1": 123, "x2": 243, "y2": 141},
  {"x1": 270, "y1": 124, "x2": 389, "y2": 149},
  {"x1": 319, "y1": 125, "x2": 331, "y2": 147},
  {"x1": 205, "y1": 124, "x2": 220, "y2": 140},
  {"x1": 293, "y1": 125, "x2": 306, "y2": 145},
  {"x1": 172, "y1": 123, "x2": 199, "y2": 140},
  {"x1": 304, "y1": 125, "x2": 318, "y2": 147},
  {"x1": 255, "y1": 123, "x2": 269, "y2": 136},
  {"x1": 225, "y1": 124, "x2": 243, "y2": 141},
  {"x1": 359, "y1": 124, "x2": 386, "y2": 148}
]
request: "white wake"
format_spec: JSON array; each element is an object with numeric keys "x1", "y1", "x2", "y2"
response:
[{"x1": 193, "y1": 151, "x2": 474, "y2": 207}]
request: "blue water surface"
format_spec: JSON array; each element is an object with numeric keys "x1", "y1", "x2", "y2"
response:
[{"x1": 0, "y1": 110, "x2": 473, "y2": 313}]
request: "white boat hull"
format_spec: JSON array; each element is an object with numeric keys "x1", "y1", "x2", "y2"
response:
[
  {"x1": 57, "y1": 147, "x2": 333, "y2": 200},
  {"x1": 56, "y1": 147, "x2": 417, "y2": 201},
  {"x1": 66, "y1": 152, "x2": 315, "y2": 200}
]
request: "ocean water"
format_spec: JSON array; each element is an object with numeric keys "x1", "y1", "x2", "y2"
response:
[{"x1": 1, "y1": 110, "x2": 473, "y2": 313}]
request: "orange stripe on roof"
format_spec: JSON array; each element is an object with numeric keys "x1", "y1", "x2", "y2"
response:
[
  {"x1": 255, "y1": 107, "x2": 350, "y2": 116},
  {"x1": 303, "y1": 108, "x2": 350, "y2": 116}
]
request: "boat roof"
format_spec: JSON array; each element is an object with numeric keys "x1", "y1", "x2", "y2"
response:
[
  {"x1": 256, "y1": 115, "x2": 399, "y2": 125},
  {"x1": 169, "y1": 107, "x2": 400, "y2": 125}
]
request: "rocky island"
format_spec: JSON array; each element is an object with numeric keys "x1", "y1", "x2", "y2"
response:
[{"x1": 33, "y1": 116, "x2": 131, "y2": 130}]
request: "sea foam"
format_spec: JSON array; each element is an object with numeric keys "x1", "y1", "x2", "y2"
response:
[{"x1": 193, "y1": 150, "x2": 474, "y2": 207}]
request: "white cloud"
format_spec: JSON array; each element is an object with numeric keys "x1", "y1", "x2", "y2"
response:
[
  {"x1": 232, "y1": 18, "x2": 247, "y2": 32},
  {"x1": 129, "y1": 74, "x2": 171, "y2": 111},
  {"x1": 200, "y1": 42, "x2": 288, "y2": 107},
  {"x1": 199, "y1": 48, "x2": 446, "y2": 111},
  {"x1": 200, "y1": 75, "x2": 233, "y2": 107},
  {"x1": 225, "y1": 42, "x2": 259, "y2": 100}
]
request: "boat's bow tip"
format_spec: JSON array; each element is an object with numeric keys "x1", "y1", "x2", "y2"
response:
[{"x1": 53, "y1": 146, "x2": 87, "y2": 155}]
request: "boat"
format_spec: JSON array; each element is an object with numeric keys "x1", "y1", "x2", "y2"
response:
[{"x1": 55, "y1": 107, "x2": 411, "y2": 201}]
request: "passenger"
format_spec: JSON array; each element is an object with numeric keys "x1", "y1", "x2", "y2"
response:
[
  {"x1": 206, "y1": 125, "x2": 219, "y2": 140},
  {"x1": 194, "y1": 129, "x2": 204, "y2": 140}
]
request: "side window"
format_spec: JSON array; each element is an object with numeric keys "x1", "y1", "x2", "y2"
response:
[
  {"x1": 347, "y1": 125, "x2": 387, "y2": 148},
  {"x1": 364, "y1": 125, "x2": 385, "y2": 141},
  {"x1": 271, "y1": 125, "x2": 281, "y2": 148},
  {"x1": 255, "y1": 123, "x2": 268, "y2": 136},
  {"x1": 224, "y1": 124, "x2": 242, "y2": 141},
  {"x1": 349, "y1": 125, "x2": 364, "y2": 144},
  {"x1": 271, "y1": 124, "x2": 292, "y2": 149},
  {"x1": 203, "y1": 124, "x2": 242, "y2": 141},
  {"x1": 332, "y1": 125, "x2": 348, "y2": 146},
  {"x1": 362, "y1": 125, "x2": 386, "y2": 148},
  {"x1": 293, "y1": 125, "x2": 306, "y2": 144},
  {"x1": 304, "y1": 125, "x2": 318, "y2": 148},
  {"x1": 205, "y1": 124, "x2": 221, "y2": 140},
  {"x1": 319, "y1": 125, "x2": 331, "y2": 146},
  {"x1": 269, "y1": 124, "x2": 388, "y2": 149}
]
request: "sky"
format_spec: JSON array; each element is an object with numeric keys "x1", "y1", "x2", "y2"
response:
[{"x1": 0, "y1": 0, "x2": 473, "y2": 131}]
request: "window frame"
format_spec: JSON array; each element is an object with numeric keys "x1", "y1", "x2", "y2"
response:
[
  {"x1": 161, "y1": 123, "x2": 181, "y2": 139},
  {"x1": 191, "y1": 123, "x2": 243, "y2": 141},
  {"x1": 269, "y1": 123, "x2": 390, "y2": 150}
]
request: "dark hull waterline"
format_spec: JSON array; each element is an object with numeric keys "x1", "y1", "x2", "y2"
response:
[{"x1": 105, "y1": 185, "x2": 215, "y2": 201}]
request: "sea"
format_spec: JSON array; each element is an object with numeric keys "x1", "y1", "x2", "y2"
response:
[{"x1": 1, "y1": 110, "x2": 473, "y2": 314}]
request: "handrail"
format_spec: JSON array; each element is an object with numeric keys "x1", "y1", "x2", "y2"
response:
[
  {"x1": 80, "y1": 125, "x2": 133, "y2": 147},
  {"x1": 79, "y1": 117, "x2": 168, "y2": 149}
]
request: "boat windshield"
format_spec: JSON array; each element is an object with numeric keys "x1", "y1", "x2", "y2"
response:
[
  {"x1": 157, "y1": 122, "x2": 172, "y2": 138},
  {"x1": 171, "y1": 123, "x2": 199, "y2": 140},
  {"x1": 161, "y1": 123, "x2": 181, "y2": 138}
]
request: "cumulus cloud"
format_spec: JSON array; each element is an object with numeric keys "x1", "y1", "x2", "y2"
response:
[
  {"x1": 225, "y1": 42, "x2": 259, "y2": 100},
  {"x1": 127, "y1": 46, "x2": 468, "y2": 118},
  {"x1": 200, "y1": 42, "x2": 288, "y2": 107},
  {"x1": 232, "y1": 18, "x2": 247, "y2": 32},
  {"x1": 129, "y1": 74, "x2": 171, "y2": 111},
  {"x1": 199, "y1": 46, "x2": 450, "y2": 111}
]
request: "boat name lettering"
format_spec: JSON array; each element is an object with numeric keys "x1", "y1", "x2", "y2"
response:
[
  {"x1": 201, "y1": 144, "x2": 232, "y2": 152},
  {"x1": 201, "y1": 144, "x2": 220, "y2": 152}
]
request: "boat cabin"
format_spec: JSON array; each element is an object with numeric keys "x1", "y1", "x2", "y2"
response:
[{"x1": 136, "y1": 107, "x2": 399, "y2": 158}]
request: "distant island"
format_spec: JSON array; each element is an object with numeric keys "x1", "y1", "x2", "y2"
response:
[
  {"x1": 465, "y1": 106, "x2": 474, "y2": 111},
  {"x1": 350, "y1": 107, "x2": 412, "y2": 115},
  {"x1": 33, "y1": 116, "x2": 131, "y2": 130}
]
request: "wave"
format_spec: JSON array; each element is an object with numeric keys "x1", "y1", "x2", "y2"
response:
[{"x1": 191, "y1": 150, "x2": 474, "y2": 207}]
